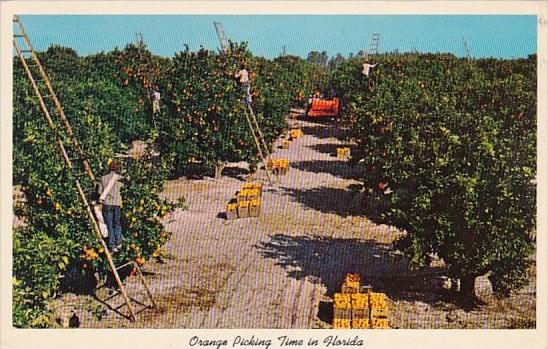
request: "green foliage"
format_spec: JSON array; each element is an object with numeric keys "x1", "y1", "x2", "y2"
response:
[
  {"x1": 157, "y1": 43, "x2": 327, "y2": 177},
  {"x1": 332, "y1": 53, "x2": 536, "y2": 299},
  {"x1": 13, "y1": 45, "x2": 176, "y2": 327}
]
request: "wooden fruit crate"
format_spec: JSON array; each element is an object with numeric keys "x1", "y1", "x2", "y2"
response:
[
  {"x1": 290, "y1": 128, "x2": 303, "y2": 139},
  {"x1": 226, "y1": 203, "x2": 238, "y2": 220},
  {"x1": 336, "y1": 147, "x2": 351, "y2": 160},
  {"x1": 352, "y1": 308, "x2": 370, "y2": 320},
  {"x1": 282, "y1": 140, "x2": 290, "y2": 149},
  {"x1": 369, "y1": 292, "x2": 388, "y2": 308},
  {"x1": 333, "y1": 307, "x2": 352, "y2": 320},
  {"x1": 242, "y1": 183, "x2": 255, "y2": 190},
  {"x1": 351, "y1": 293, "x2": 369, "y2": 309},
  {"x1": 249, "y1": 199, "x2": 261, "y2": 217},
  {"x1": 333, "y1": 319, "x2": 351, "y2": 329},
  {"x1": 369, "y1": 318, "x2": 389, "y2": 329},
  {"x1": 237, "y1": 190, "x2": 249, "y2": 204},
  {"x1": 247, "y1": 188, "x2": 260, "y2": 201},
  {"x1": 370, "y1": 307, "x2": 388, "y2": 319},
  {"x1": 342, "y1": 281, "x2": 360, "y2": 294},
  {"x1": 237, "y1": 201, "x2": 250, "y2": 218},
  {"x1": 352, "y1": 319, "x2": 370, "y2": 329},
  {"x1": 334, "y1": 293, "x2": 351, "y2": 309}
]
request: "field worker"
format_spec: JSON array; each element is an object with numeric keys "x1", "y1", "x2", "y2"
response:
[
  {"x1": 235, "y1": 64, "x2": 252, "y2": 105},
  {"x1": 98, "y1": 161, "x2": 125, "y2": 252},
  {"x1": 362, "y1": 61, "x2": 378, "y2": 78},
  {"x1": 152, "y1": 88, "x2": 161, "y2": 114}
]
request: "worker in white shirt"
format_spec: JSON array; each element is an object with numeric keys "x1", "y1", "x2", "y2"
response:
[
  {"x1": 362, "y1": 61, "x2": 378, "y2": 78},
  {"x1": 152, "y1": 88, "x2": 161, "y2": 114},
  {"x1": 235, "y1": 64, "x2": 252, "y2": 105},
  {"x1": 97, "y1": 161, "x2": 125, "y2": 252}
]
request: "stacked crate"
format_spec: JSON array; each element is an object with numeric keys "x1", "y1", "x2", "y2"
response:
[
  {"x1": 369, "y1": 292, "x2": 389, "y2": 329},
  {"x1": 336, "y1": 147, "x2": 351, "y2": 160},
  {"x1": 281, "y1": 139, "x2": 290, "y2": 149},
  {"x1": 332, "y1": 273, "x2": 390, "y2": 329},
  {"x1": 266, "y1": 159, "x2": 290, "y2": 175},
  {"x1": 226, "y1": 182, "x2": 263, "y2": 220},
  {"x1": 289, "y1": 128, "x2": 304, "y2": 140}
]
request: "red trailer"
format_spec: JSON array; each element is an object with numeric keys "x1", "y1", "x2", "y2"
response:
[{"x1": 306, "y1": 97, "x2": 340, "y2": 119}]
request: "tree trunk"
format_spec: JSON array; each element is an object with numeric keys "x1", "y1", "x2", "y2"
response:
[
  {"x1": 214, "y1": 161, "x2": 226, "y2": 180},
  {"x1": 459, "y1": 274, "x2": 477, "y2": 306}
]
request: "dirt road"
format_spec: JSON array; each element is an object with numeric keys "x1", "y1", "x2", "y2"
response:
[{"x1": 68, "y1": 118, "x2": 535, "y2": 329}]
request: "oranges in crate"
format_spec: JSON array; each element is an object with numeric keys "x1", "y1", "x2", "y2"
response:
[
  {"x1": 237, "y1": 201, "x2": 250, "y2": 218},
  {"x1": 226, "y1": 202, "x2": 238, "y2": 220},
  {"x1": 237, "y1": 190, "x2": 249, "y2": 203},
  {"x1": 332, "y1": 273, "x2": 391, "y2": 329},
  {"x1": 351, "y1": 293, "x2": 369, "y2": 309},
  {"x1": 334, "y1": 293, "x2": 352, "y2": 309},
  {"x1": 249, "y1": 199, "x2": 261, "y2": 217},
  {"x1": 267, "y1": 159, "x2": 289, "y2": 175},
  {"x1": 352, "y1": 319, "x2": 370, "y2": 329},
  {"x1": 289, "y1": 128, "x2": 303, "y2": 140},
  {"x1": 337, "y1": 147, "x2": 351, "y2": 160},
  {"x1": 370, "y1": 318, "x2": 389, "y2": 329},
  {"x1": 371, "y1": 307, "x2": 388, "y2": 318},
  {"x1": 369, "y1": 292, "x2": 388, "y2": 308},
  {"x1": 333, "y1": 319, "x2": 351, "y2": 329}
]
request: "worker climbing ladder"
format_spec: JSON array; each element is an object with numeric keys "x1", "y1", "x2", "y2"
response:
[
  {"x1": 214, "y1": 20, "x2": 276, "y2": 185},
  {"x1": 13, "y1": 15, "x2": 158, "y2": 322}
]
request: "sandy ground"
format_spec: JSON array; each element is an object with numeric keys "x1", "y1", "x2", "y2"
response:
[{"x1": 49, "y1": 117, "x2": 535, "y2": 329}]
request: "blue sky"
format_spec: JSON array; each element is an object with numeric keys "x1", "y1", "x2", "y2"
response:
[{"x1": 17, "y1": 15, "x2": 537, "y2": 59}]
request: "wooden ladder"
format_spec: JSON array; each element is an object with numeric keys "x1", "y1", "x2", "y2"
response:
[
  {"x1": 243, "y1": 102, "x2": 277, "y2": 186},
  {"x1": 214, "y1": 21, "x2": 230, "y2": 53},
  {"x1": 368, "y1": 33, "x2": 381, "y2": 62},
  {"x1": 13, "y1": 15, "x2": 158, "y2": 322}
]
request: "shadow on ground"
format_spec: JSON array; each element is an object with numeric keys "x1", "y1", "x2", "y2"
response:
[
  {"x1": 221, "y1": 166, "x2": 249, "y2": 181},
  {"x1": 291, "y1": 160, "x2": 357, "y2": 180},
  {"x1": 300, "y1": 123, "x2": 344, "y2": 140},
  {"x1": 307, "y1": 143, "x2": 347, "y2": 156},
  {"x1": 280, "y1": 186, "x2": 364, "y2": 217},
  {"x1": 256, "y1": 234, "x2": 452, "y2": 323}
]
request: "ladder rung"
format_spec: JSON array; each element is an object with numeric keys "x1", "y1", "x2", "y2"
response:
[
  {"x1": 116, "y1": 261, "x2": 133, "y2": 270},
  {"x1": 14, "y1": 34, "x2": 25, "y2": 38},
  {"x1": 20, "y1": 49, "x2": 33, "y2": 53}
]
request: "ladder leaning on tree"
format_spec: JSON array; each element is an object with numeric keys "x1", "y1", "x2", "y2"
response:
[
  {"x1": 243, "y1": 101, "x2": 277, "y2": 186},
  {"x1": 13, "y1": 15, "x2": 158, "y2": 322},
  {"x1": 214, "y1": 20, "x2": 276, "y2": 186}
]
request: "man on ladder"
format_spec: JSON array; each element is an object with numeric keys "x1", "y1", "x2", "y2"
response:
[
  {"x1": 152, "y1": 87, "x2": 161, "y2": 114},
  {"x1": 361, "y1": 61, "x2": 378, "y2": 81},
  {"x1": 97, "y1": 161, "x2": 125, "y2": 252},
  {"x1": 235, "y1": 64, "x2": 252, "y2": 105}
]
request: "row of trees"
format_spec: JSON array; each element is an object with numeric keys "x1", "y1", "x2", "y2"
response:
[
  {"x1": 332, "y1": 53, "x2": 537, "y2": 302},
  {"x1": 12, "y1": 43, "x2": 329, "y2": 327}
]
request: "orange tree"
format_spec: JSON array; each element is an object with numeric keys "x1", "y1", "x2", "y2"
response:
[
  {"x1": 273, "y1": 54, "x2": 330, "y2": 106},
  {"x1": 331, "y1": 53, "x2": 536, "y2": 302},
  {"x1": 13, "y1": 47, "x2": 176, "y2": 327},
  {"x1": 158, "y1": 42, "x2": 299, "y2": 177}
]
